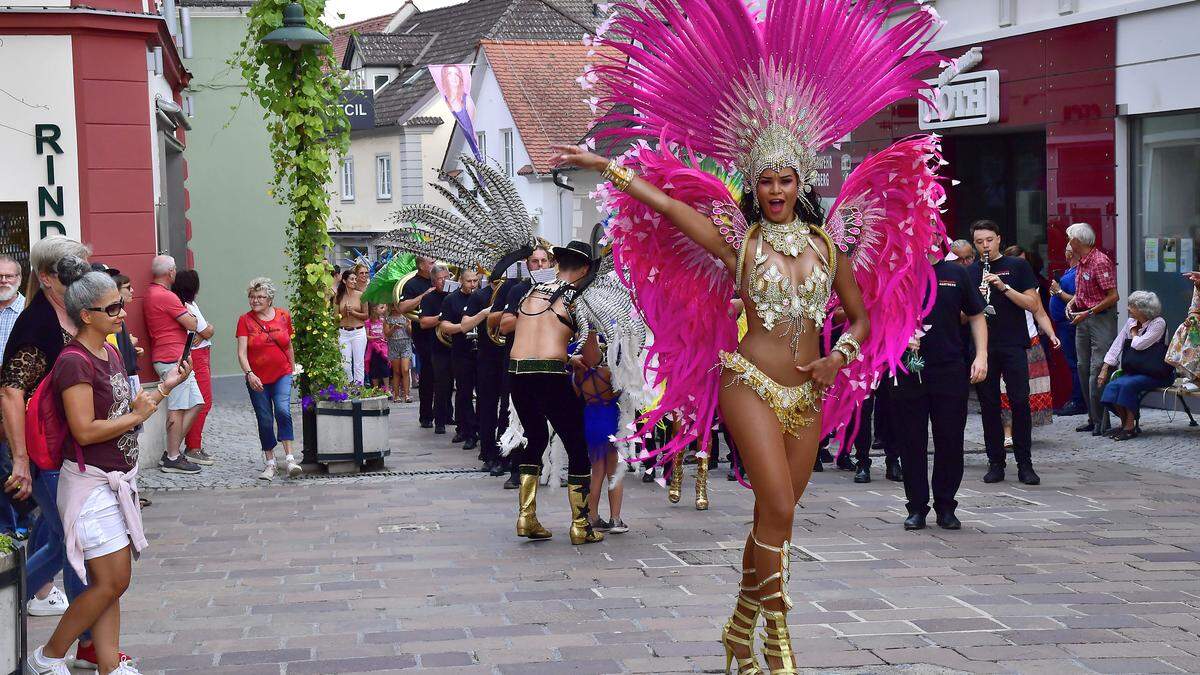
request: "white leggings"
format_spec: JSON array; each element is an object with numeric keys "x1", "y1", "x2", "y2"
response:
[{"x1": 338, "y1": 327, "x2": 367, "y2": 384}]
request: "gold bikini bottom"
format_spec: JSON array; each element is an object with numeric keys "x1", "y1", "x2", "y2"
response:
[{"x1": 719, "y1": 351, "x2": 822, "y2": 438}]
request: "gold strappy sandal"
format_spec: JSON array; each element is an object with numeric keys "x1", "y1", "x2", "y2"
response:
[
  {"x1": 668, "y1": 453, "x2": 684, "y2": 503},
  {"x1": 721, "y1": 566, "x2": 762, "y2": 675},
  {"x1": 751, "y1": 535, "x2": 797, "y2": 674}
]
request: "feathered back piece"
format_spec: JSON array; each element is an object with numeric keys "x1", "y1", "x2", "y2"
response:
[
  {"x1": 375, "y1": 156, "x2": 534, "y2": 267},
  {"x1": 592, "y1": 0, "x2": 943, "y2": 185}
]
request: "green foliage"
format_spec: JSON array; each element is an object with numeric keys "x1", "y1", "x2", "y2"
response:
[
  {"x1": 231, "y1": 0, "x2": 350, "y2": 394},
  {"x1": 0, "y1": 533, "x2": 14, "y2": 556}
]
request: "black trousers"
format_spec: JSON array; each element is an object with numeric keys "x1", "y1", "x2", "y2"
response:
[
  {"x1": 854, "y1": 389, "x2": 899, "y2": 468},
  {"x1": 509, "y1": 372, "x2": 589, "y2": 475},
  {"x1": 415, "y1": 339, "x2": 434, "y2": 425},
  {"x1": 975, "y1": 345, "x2": 1032, "y2": 467},
  {"x1": 453, "y1": 349, "x2": 478, "y2": 439},
  {"x1": 431, "y1": 347, "x2": 455, "y2": 427},
  {"x1": 891, "y1": 362, "x2": 968, "y2": 516},
  {"x1": 476, "y1": 350, "x2": 505, "y2": 460}
]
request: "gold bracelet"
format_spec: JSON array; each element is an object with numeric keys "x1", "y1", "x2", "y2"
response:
[
  {"x1": 832, "y1": 334, "x2": 861, "y2": 365},
  {"x1": 603, "y1": 160, "x2": 635, "y2": 192}
]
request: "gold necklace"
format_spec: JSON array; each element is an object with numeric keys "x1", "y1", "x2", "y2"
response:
[{"x1": 759, "y1": 217, "x2": 811, "y2": 257}]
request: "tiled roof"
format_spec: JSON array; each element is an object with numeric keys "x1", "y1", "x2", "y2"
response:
[
  {"x1": 370, "y1": 0, "x2": 597, "y2": 128},
  {"x1": 344, "y1": 32, "x2": 435, "y2": 68},
  {"x1": 331, "y1": 11, "x2": 398, "y2": 69},
  {"x1": 405, "y1": 116, "x2": 445, "y2": 126},
  {"x1": 482, "y1": 39, "x2": 622, "y2": 173}
]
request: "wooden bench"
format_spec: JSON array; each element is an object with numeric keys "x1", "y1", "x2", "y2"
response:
[{"x1": 1141, "y1": 385, "x2": 1200, "y2": 427}]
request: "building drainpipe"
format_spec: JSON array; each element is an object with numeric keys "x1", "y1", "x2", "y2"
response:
[{"x1": 552, "y1": 169, "x2": 573, "y2": 244}]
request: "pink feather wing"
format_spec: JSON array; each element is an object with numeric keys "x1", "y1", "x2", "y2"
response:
[
  {"x1": 821, "y1": 135, "x2": 949, "y2": 452},
  {"x1": 598, "y1": 144, "x2": 746, "y2": 465}
]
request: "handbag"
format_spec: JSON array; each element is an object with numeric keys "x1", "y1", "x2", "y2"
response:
[
  {"x1": 1166, "y1": 315, "x2": 1200, "y2": 381},
  {"x1": 1120, "y1": 334, "x2": 1173, "y2": 381}
]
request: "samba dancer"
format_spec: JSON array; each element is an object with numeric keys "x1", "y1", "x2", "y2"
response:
[{"x1": 554, "y1": 1, "x2": 945, "y2": 671}]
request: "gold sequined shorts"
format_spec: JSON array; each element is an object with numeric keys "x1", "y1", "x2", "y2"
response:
[{"x1": 719, "y1": 351, "x2": 821, "y2": 438}]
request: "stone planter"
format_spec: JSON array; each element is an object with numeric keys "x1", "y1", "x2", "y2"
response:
[
  {"x1": 0, "y1": 544, "x2": 26, "y2": 674},
  {"x1": 315, "y1": 396, "x2": 391, "y2": 473}
]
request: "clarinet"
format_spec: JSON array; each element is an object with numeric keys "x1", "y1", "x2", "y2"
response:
[{"x1": 981, "y1": 255, "x2": 997, "y2": 317}]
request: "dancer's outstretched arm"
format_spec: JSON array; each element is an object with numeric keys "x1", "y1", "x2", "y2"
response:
[{"x1": 553, "y1": 145, "x2": 736, "y2": 272}]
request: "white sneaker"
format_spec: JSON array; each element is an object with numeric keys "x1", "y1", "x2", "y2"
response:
[
  {"x1": 258, "y1": 464, "x2": 276, "y2": 481},
  {"x1": 285, "y1": 458, "x2": 303, "y2": 479},
  {"x1": 25, "y1": 646, "x2": 70, "y2": 675},
  {"x1": 109, "y1": 662, "x2": 142, "y2": 674},
  {"x1": 27, "y1": 587, "x2": 69, "y2": 616}
]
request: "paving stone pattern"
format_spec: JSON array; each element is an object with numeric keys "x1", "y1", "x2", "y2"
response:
[{"x1": 28, "y1": 400, "x2": 1200, "y2": 673}]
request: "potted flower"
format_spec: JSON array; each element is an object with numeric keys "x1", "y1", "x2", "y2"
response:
[
  {"x1": 0, "y1": 533, "x2": 26, "y2": 673},
  {"x1": 304, "y1": 384, "x2": 392, "y2": 473}
]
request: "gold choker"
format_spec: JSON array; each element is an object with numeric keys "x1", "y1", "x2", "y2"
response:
[{"x1": 759, "y1": 218, "x2": 811, "y2": 257}]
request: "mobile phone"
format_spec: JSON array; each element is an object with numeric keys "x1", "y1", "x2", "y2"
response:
[{"x1": 179, "y1": 331, "x2": 196, "y2": 365}]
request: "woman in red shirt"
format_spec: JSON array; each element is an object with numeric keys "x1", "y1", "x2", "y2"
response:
[{"x1": 235, "y1": 278, "x2": 299, "y2": 481}]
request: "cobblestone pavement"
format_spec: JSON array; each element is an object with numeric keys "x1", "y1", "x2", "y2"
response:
[{"x1": 27, "y1": 400, "x2": 1200, "y2": 674}]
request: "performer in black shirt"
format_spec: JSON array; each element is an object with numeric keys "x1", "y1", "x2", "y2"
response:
[
  {"x1": 399, "y1": 256, "x2": 435, "y2": 427},
  {"x1": 439, "y1": 268, "x2": 486, "y2": 450},
  {"x1": 967, "y1": 221, "x2": 1043, "y2": 486},
  {"x1": 888, "y1": 251, "x2": 988, "y2": 530},
  {"x1": 419, "y1": 266, "x2": 453, "y2": 434},
  {"x1": 470, "y1": 273, "x2": 516, "y2": 475}
]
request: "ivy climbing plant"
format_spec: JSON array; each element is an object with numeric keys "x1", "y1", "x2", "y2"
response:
[{"x1": 232, "y1": 0, "x2": 349, "y2": 396}]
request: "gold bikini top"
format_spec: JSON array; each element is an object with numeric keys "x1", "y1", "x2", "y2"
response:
[{"x1": 735, "y1": 218, "x2": 835, "y2": 349}]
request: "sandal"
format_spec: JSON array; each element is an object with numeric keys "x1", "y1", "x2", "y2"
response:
[{"x1": 1112, "y1": 429, "x2": 1137, "y2": 441}]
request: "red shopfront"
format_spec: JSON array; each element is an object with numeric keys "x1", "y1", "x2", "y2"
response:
[{"x1": 849, "y1": 19, "x2": 1117, "y2": 272}]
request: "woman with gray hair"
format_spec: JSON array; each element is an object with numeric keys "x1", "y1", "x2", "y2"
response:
[
  {"x1": 236, "y1": 277, "x2": 300, "y2": 481},
  {"x1": 27, "y1": 256, "x2": 189, "y2": 675},
  {"x1": 1098, "y1": 290, "x2": 1174, "y2": 440}
]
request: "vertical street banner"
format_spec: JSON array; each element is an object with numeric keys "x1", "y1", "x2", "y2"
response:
[{"x1": 429, "y1": 64, "x2": 482, "y2": 161}]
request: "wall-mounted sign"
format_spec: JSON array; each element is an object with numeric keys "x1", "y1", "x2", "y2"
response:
[
  {"x1": 918, "y1": 70, "x2": 1000, "y2": 130},
  {"x1": 35, "y1": 124, "x2": 68, "y2": 238},
  {"x1": 340, "y1": 89, "x2": 375, "y2": 131}
]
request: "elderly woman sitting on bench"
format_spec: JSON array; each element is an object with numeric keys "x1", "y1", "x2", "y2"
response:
[{"x1": 1098, "y1": 291, "x2": 1174, "y2": 441}]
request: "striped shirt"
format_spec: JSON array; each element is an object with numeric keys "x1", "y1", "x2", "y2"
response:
[{"x1": 0, "y1": 293, "x2": 26, "y2": 366}]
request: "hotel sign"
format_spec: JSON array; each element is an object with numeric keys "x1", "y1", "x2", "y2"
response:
[
  {"x1": 918, "y1": 70, "x2": 1000, "y2": 130},
  {"x1": 340, "y1": 89, "x2": 375, "y2": 131}
]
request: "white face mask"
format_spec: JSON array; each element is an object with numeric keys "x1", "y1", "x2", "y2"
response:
[{"x1": 530, "y1": 267, "x2": 558, "y2": 284}]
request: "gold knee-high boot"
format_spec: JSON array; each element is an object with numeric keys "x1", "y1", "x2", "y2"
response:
[
  {"x1": 721, "y1": 563, "x2": 762, "y2": 674},
  {"x1": 567, "y1": 474, "x2": 604, "y2": 544},
  {"x1": 752, "y1": 534, "x2": 796, "y2": 674},
  {"x1": 695, "y1": 457, "x2": 710, "y2": 510},
  {"x1": 516, "y1": 465, "x2": 552, "y2": 539},
  {"x1": 668, "y1": 453, "x2": 684, "y2": 503}
]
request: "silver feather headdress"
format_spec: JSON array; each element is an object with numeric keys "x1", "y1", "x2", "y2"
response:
[
  {"x1": 573, "y1": 254, "x2": 647, "y2": 368},
  {"x1": 374, "y1": 156, "x2": 535, "y2": 270}
]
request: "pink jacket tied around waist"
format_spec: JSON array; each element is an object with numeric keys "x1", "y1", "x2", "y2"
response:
[{"x1": 57, "y1": 462, "x2": 147, "y2": 584}]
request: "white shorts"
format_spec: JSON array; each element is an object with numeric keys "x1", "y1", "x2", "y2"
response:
[
  {"x1": 154, "y1": 362, "x2": 204, "y2": 411},
  {"x1": 76, "y1": 486, "x2": 130, "y2": 560}
]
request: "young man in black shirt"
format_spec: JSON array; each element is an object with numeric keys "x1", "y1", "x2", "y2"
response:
[
  {"x1": 968, "y1": 220, "x2": 1043, "y2": 486},
  {"x1": 419, "y1": 266, "x2": 453, "y2": 434},
  {"x1": 399, "y1": 256, "x2": 435, "y2": 427},
  {"x1": 439, "y1": 268, "x2": 486, "y2": 450},
  {"x1": 889, "y1": 248, "x2": 989, "y2": 530},
  {"x1": 469, "y1": 272, "x2": 517, "y2": 475}
]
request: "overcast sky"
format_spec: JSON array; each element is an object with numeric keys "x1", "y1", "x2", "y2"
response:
[{"x1": 323, "y1": 0, "x2": 451, "y2": 26}]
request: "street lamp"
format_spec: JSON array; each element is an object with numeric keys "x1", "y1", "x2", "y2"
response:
[
  {"x1": 259, "y1": 1, "x2": 331, "y2": 466},
  {"x1": 260, "y1": 2, "x2": 330, "y2": 50}
]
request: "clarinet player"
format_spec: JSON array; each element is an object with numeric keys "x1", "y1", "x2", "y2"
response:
[{"x1": 968, "y1": 221, "x2": 1043, "y2": 486}]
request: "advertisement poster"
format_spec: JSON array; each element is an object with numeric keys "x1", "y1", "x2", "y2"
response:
[
  {"x1": 1144, "y1": 237, "x2": 1158, "y2": 273},
  {"x1": 1162, "y1": 238, "x2": 1179, "y2": 273},
  {"x1": 1182, "y1": 239, "x2": 1195, "y2": 273},
  {"x1": 429, "y1": 64, "x2": 482, "y2": 161}
]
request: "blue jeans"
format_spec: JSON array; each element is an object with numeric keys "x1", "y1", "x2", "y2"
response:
[
  {"x1": 26, "y1": 468, "x2": 90, "y2": 640},
  {"x1": 248, "y1": 374, "x2": 294, "y2": 451},
  {"x1": 0, "y1": 442, "x2": 30, "y2": 534},
  {"x1": 1101, "y1": 372, "x2": 1174, "y2": 414},
  {"x1": 1055, "y1": 319, "x2": 1085, "y2": 409}
]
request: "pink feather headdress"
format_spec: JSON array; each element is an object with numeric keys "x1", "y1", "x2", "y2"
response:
[{"x1": 592, "y1": 0, "x2": 944, "y2": 186}]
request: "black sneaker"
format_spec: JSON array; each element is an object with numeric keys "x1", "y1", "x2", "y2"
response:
[
  {"x1": 463, "y1": 438, "x2": 478, "y2": 451},
  {"x1": 1017, "y1": 465, "x2": 1041, "y2": 486},
  {"x1": 451, "y1": 433, "x2": 465, "y2": 444},
  {"x1": 161, "y1": 454, "x2": 202, "y2": 474},
  {"x1": 936, "y1": 511, "x2": 962, "y2": 530},
  {"x1": 1075, "y1": 422, "x2": 1094, "y2": 433},
  {"x1": 836, "y1": 454, "x2": 855, "y2": 471},
  {"x1": 817, "y1": 447, "x2": 834, "y2": 463},
  {"x1": 420, "y1": 421, "x2": 434, "y2": 429},
  {"x1": 490, "y1": 462, "x2": 508, "y2": 477},
  {"x1": 503, "y1": 474, "x2": 519, "y2": 489},
  {"x1": 982, "y1": 464, "x2": 1005, "y2": 483},
  {"x1": 593, "y1": 518, "x2": 613, "y2": 531},
  {"x1": 434, "y1": 425, "x2": 446, "y2": 435},
  {"x1": 854, "y1": 467, "x2": 871, "y2": 483},
  {"x1": 885, "y1": 459, "x2": 903, "y2": 482}
]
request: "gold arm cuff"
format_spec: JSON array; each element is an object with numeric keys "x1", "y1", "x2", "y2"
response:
[
  {"x1": 603, "y1": 161, "x2": 635, "y2": 192},
  {"x1": 832, "y1": 334, "x2": 861, "y2": 365}
]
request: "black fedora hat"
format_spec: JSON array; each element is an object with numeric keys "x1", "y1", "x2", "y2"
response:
[{"x1": 551, "y1": 240, "x2": 593, "y2": 266}]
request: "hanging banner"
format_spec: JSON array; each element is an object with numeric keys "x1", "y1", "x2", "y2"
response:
[{"x1": 429, "y1": 64, "x2": 482, "y2": 161}]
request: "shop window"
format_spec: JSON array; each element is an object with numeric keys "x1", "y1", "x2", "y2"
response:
[
  {"x1": 0, "y1": 203, "x2": 31, "y2": 280},
  {"x1": 1132, "y1": 111, "x2": 1200, "y2": 330}
]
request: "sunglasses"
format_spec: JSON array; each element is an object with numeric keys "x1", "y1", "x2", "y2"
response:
[{"x1": 86, "y1": 299, "x2": 125, "y2": 317}]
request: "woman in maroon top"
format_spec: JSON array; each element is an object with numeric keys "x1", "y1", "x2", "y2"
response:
[
  {"x1": 236, "y1": 277, "x2": 299, "y2": 481},
  {"x1": 28, "y1": 257, "x2": 188, "y2": 675}
]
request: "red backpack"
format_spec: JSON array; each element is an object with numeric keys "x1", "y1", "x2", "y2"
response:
[{"x1": 25, "y1": 343, "x2": 113, "y2": 472}]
